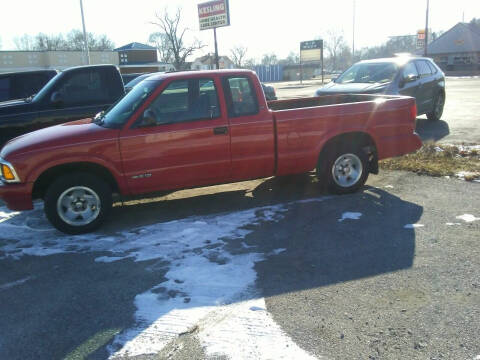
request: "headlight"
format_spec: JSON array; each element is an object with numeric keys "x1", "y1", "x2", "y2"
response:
[{"x1": 0, "y1": 159, "x2": 20, "y2": 183}]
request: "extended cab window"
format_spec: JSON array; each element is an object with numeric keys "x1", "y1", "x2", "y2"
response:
[
  {"x1": 145, "y1": 78, "x2": 220, "y2": 125},
  {"x1": 0, "y1": 78, "x2": 10, "y2": 102},
  {"x1": 58, "y1": 70, "x2": 109, "y2": 106},
  {"x1": 224, "y1": 77, "x2": 259, "y2": 117}
]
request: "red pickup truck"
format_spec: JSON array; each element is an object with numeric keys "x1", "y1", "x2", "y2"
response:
[{"x1": 0, "y1": 70, "x2": 421, "y2": 234}]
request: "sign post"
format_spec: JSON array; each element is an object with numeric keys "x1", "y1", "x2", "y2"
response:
[
  {"x1": 198, "y1": 0, "x2": 230, "y2": 70},
  {"x1": 300, "y1": 40, "x2": 323, "y2": 84}
]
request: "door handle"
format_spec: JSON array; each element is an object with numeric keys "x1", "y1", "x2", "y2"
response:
[{"x1": 213, "y1": 126, "x2": 228, "y2": 135}]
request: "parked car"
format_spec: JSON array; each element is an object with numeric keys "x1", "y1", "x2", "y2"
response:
[
  {"x1": 315, "y1": 57, "x2": 445, "y2": 121},
  {"x1": 0, "y1": 69, "x2": 421, "y2": 234},
  {"x1": 0, "y1": 64, "x2": 124, "y2": 146},
  {"x1": 124, "y1": 72, "x2": 164, "y2": 93},
  {"x1": 261, "y1": 83, "x2": 277, "y2": 101},
  {"x1": 121, "y1": 73, "x2": 144, "y2": 85},
  {"x1": 0, "y1": 70, "x2": 58, "y2": 102}
]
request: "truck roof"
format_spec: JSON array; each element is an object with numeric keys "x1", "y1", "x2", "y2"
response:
[{"x1": 145, "y1": 69, "x2": 255, "y2": 81}]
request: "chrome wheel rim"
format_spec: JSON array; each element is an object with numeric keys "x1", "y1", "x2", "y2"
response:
[
  {"x1": 57, "y1": 186, "x2": 101, "y2": 226},
  {"x1": 332, "y1": 153, "x2": 363, "y2": 187}
]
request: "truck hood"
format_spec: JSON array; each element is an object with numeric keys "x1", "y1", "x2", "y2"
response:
[
  {"x1": 0, "y1": 118, "x2": 119, "y2": 159},
  {"x1": 316, "y1": 82, "x2": 391, "y2": 95}
]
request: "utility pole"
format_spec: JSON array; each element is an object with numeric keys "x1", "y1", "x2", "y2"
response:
[
  {"x1": 424, "y1": 0, "x2": 429, "y2": 57},
  {"x1": 213, "y1": 28, "x2": 219, "y2": 69},
  {"x1": 80, "y1": 0, "x2": 90, "y2": 65},
  {"x1": 352, "y1": 0, "x2": 356, "y2": 61}
]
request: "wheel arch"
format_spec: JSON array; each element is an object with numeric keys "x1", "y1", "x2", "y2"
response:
[
  {"x1": 32, "y1": 162, "x2": 120, "y2": 200},
  {"x1": 318, "y1": 131, "x2": 378, "y2": 174}
]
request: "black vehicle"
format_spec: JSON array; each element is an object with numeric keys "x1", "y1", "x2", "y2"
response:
[
  {"x1": 315, "y1": 56, "x2": 446, "y2": 121},
  {"x1": 124, "y1": 72, "x2": 163, "y2": 92},
  {"x1": 0, "y1": 70, "x2": 58, "y2": 102},
  {"x1": 0, "y1": 65, "x2": 124, "y2": 146},
  {"x1": 121, "y1": 73, "x2": 144, "y2": 85},
  {"x1": 261, "y1": 83, "x2": 277, "y2": 101}
]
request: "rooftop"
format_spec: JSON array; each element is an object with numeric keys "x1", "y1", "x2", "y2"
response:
[{"x1": 114, "y1": 42, "x2": 157, "y2": 51}]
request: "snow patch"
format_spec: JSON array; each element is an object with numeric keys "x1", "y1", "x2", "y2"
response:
[
  {"x1": 0, "y1": 276, "x2": 33, "y2": 291},
  {"x1": 445, "y1": 222, "x2": 462, "y2": 226},
  {"x1": 198, "y1": 297, "x2": 318, "y2": 360},
  {"x1": 456, "y1": 214, "x2": 480, "y2": 223},
  {"x1": 385, "y1": 185, "x2": 394, "y2": 189},
  {"x1": 404, "y1": 224, "x2": 424, "y2": 229},
  {"x1": 338, "y1": 212, "x2": 362, "y2": 222}
]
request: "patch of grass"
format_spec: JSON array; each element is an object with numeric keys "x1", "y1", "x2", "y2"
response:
[{"x1": 379, "y1": 142, "x2": 480, "y2": 180}]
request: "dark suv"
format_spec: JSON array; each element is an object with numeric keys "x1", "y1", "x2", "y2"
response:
[{"x1": 315, "y1": 57, "x2": 445, "y2": 121}]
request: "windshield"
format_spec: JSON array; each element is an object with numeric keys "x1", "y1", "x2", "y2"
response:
[
  {"x1": 32, "y1": 71, "x2": 64, "y2": 102},
  {"x1": 99, "y1": 80, "x2": 159, "y2": 128},
  {"x1": 336, "y1": 62, "x2": 399, "y2": 84}
]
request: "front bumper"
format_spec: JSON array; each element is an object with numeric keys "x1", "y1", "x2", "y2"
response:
[{"x1": 0, "y1": 181, "x2": 34, "y2": 211}]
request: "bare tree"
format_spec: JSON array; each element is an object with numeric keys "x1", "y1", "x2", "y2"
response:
[
  {"x1": 151, "y1": 8, "x2": 205, "y2": 70},
  {"x1": 148, "y1": 32, "x2": 174, "y2": 63},
  {"x1": 324, "y1": 30, "x2": 347, "y2": 71},
  {"x1": 261, "y1": 53, "x2": 278, "y2": 66},
  {"x1": 14, "y1": 34, "x2": 35, "y2": 50},
  {"x1": 230, "y1": 45, "x2": 248, "y2": 68},
  {"x1": 244, "y1": 58, "x2": 256, "y2": 68}
]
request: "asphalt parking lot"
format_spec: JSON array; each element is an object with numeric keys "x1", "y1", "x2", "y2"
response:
[
  {"x1": 273, "y1": 77, "x2": 480, "y2": 145},
  {"x1": 0, "y1": 78, "x2": 479, "y2": 360}
]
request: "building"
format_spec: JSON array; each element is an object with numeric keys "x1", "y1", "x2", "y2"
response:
[
  {"x1": 114, "y1": 42, "x2": 175, "y2": 74},
  {"x1": 191, "y1": 54, "x2": 235, "y2": 70},
  {"x1": 427, "y1": 22, "x2": 480, "y2": 74},
  {"x1": 0, "y1": 51, "x2": 118, "y2": 73}
]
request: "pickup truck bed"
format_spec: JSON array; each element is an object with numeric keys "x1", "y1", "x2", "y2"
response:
[{"x1": 0, "y1": 69, "x2": 421, "y2": 234}]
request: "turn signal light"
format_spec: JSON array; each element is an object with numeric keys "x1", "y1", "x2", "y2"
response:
[{"x1": 1, "y1": 164, "x2": 15, "y2": 181}]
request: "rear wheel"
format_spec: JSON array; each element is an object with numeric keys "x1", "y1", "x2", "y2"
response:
[
  {"x1": 44, "y1": 172, "x2": 112, "y2": 234},
  {"x1": 318, "y1": 144, "x2": 370, "y2": 194},
  {"x1": 427, "y1": 92, "x2": 445, "y2": 121}
]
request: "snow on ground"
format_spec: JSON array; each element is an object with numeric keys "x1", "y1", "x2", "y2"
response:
[
  {"x1": 456, "y1": 214, "x2": 480, "y2": 223},
  {"x1": 404, "y1": 224, "x2": 425, "y2": 229},
  {"x1": 0, "y1": 199, "x2": 324, "y2": 359},
  {"x1": 338, "y1": 212, "x2": 362, "y2": 222}
]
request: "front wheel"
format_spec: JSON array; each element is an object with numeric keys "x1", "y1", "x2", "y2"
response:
[
  {"x1": 318, "y1": 145, "x2": 370, "y2": 194},
  {"x1": 427, "y1": 92, "x2": 445, "y2": 121},
  {"x1": 44, "y1": 173, "x2": 112, "y2": 234}
]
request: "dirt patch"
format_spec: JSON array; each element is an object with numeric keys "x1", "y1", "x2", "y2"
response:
[{"x1": 380, "y1": 142, "x2": 480, "y2": 181}]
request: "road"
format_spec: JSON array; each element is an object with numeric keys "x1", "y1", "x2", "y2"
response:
[
  {"x1": 0, "y1": 171, "x2": 479, "y2": 359},
  {"x1": 271, "y1": 77, "x2": 480, "y2": 145}
]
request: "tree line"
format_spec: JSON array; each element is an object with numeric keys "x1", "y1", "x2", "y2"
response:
[{"x1": 13, "y1": 30, "x2": 115, "y2": 51}]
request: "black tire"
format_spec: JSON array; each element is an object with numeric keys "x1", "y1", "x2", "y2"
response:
[
  {"x1": 317, "y1": 144, "x2": 370, "y2": 194},
  {"x1": 44, "y1": 172, "x2": 112, "y2": 234},
  {"x1": 426, "y1": 92, "x2": 445, "y2": 121}
]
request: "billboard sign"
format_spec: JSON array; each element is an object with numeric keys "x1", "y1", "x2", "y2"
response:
[
  {"x1": 300, "y1": 40, "x2": 323, "y2": 62},
  {"x1": 416, "y1": 30, "x2": 425, "y2": 49},
  {"x1": 198, "y1": 0, "x2": 230, "y2": 31}
]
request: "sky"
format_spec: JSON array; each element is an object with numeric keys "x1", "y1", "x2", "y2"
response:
[{"x1": 0, "y1": 0, "x2": 479, "y2": 61}]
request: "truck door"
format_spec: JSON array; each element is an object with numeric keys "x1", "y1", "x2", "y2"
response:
[
  {"x1": 222, "y1": 75, "x2": 275, "y2": 181},
  {"x1": 119, "y1": 77, "x2": 231, "y2": 194},
  {"x1": 34, "y1": 68, "x2": 113, "y2": 129}
]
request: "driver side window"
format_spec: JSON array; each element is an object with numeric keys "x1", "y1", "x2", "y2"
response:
[{"x1": 144, "y1": 78, "x2": 220, "y2": 125}]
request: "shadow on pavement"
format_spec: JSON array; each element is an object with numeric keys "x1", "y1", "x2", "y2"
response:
[
  {"x1": 0, "y1": 175, "x2": 422, "y2": 359},
  {"x1": 415, "y1": 118, "x2": 450, "y2": 142}
]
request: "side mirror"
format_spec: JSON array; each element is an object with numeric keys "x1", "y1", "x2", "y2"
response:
[
  {"x1": 50, "y1": 91, "x2": 63, "y2": 106},
  {"x1": 139, "y1": 109, "x2": 157, "y2": 127},
  {"x1": 400, "y1": 74, "x2": 418, "y2": 88}
]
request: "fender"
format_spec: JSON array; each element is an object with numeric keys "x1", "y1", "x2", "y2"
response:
[{"x1": 28, "y1": 155, "x2": 130, "y2": 195}]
